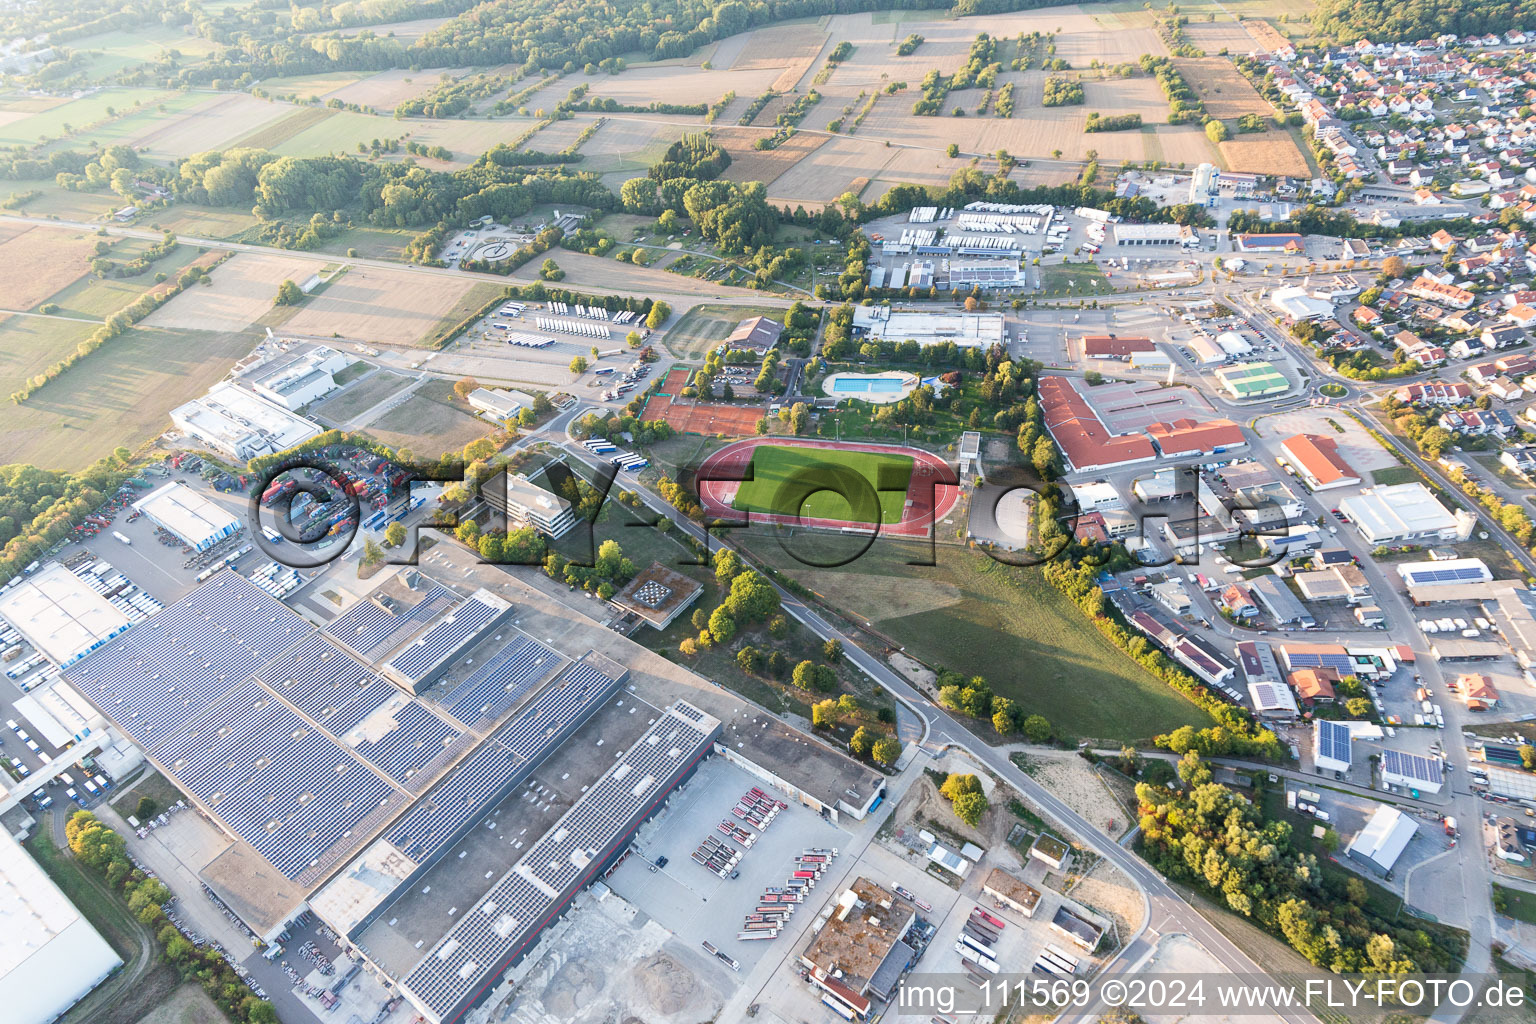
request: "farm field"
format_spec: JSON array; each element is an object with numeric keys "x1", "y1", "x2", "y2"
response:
[
  {"x1": 126, "y1": 93, "x2": 295, "y2": 160},
  {"x1": 736, "y1": 534, "x2": 1212, "y2": 743},
  {"x1": 520, "y1": 64, "x2": 778, "y2": 113},
  {"x1": 281, "y1": 266, "x2": 486, "y2": 346},
  {"x1": 0, "y1": 315, "x2": 97, "y2": 400},
  {"x1": 330, "y1": 16, "x2": 452, "y2": 42},
  {"x1": 1219, "y1": 133, "x2": 1311, "y2": 177},
  {"x1": 34, "y1": 244, "x2": 205, "y2": 318},
  {"x1": 0, "y1": 324, "x2": 251, "y2": 469},
  {"x1": 257, "y1": 72, "x2": 372, "y2": 102},
  {"x1": 1182, "y1": 19, "x2": 1263, "y2": 53},
  {"x1": 366, "y1": 378, "x2": 492, "y2": 457},
  {"x1": 227, "y1": 106, "x2": 336, "y2": 151},
  {"x1": 0, "y1": 225, "x2": 101, "y2": 310},
  {"x1": 143, "y1": 251, "x2": 325, "y2": 333},
  {"x1": 1174, "y1": 57, "x2": 1273, "y2": 119},
  {"x1": 0, "y1": 88, "x2": 181, "y2": 147},
  {"x1": 715, "y1": 129, "x2": 829, "y2": 185},
  {"x1": 731, "y1": 443, "x2": 914, "y2": 524},
  {"x1": 50, "y1": 92, "x2": 210, "y2": 152},
  {"x1": 324, "y1": 68, "x2": 475, "y2": 111},
  {"x1": 762, "y1": 134, "x2": 885, "y2": 204},
  {"x1": 661, "y1": 302, "x2": 789, "y2": 359}
]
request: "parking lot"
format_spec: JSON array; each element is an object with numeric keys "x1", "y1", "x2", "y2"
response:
[{"x1": 607, "y1": 754, "x2": 851, "y2": 975}]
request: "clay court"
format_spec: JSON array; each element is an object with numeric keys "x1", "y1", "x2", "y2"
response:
[
  {"x1": 696, "y1": 437, "x2": 958, "y2": 537},
  {"x1": 641, "y1": 393, "x2": 765, "y2": 436}
]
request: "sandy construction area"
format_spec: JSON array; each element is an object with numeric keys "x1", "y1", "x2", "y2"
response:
[
  {"x1": 128, "y1": 93, "x2": 293, "y2": 159},
  {"x1": 281, "y1": 265, "x2": 477, "y2": 346},
  {"x1": 0, "y1": 225, "x2": 99, "y2": 310},
  {"x1": 145, "y1": 251, "x2": 325, "y2": 333}
]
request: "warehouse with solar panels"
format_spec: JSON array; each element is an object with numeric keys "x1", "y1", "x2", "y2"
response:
[
  {"x1": 1379, "y1": 749, "x2": 1444, "y2": 794},
  {"x1": 58, "y1": 568, "x2": 735, "y2": 1024},
  {"x1": 1315, "y1": 719, "x2": 1353, "y2": 774}
]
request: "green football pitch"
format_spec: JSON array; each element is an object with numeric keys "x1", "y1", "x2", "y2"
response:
[{"x1": 730, "y1": 445, "x2": 915, "y2": 524}]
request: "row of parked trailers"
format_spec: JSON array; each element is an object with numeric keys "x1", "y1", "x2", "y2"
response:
[
  {"x1": 733, "y1": 787, "x2": 785, "y2": 829},
  {"x1": 737, "y1": 848, "x2": 837, "y2": 941},
  {"x1": 1033, "y1": 943, "x2": 1081, "y2": 979},
  {"x1": 954, "y1": 906, "x2": 1008, "y2": 981},
  {"x1": 536, "y1": 316, "x2": 610, "y2": 338},
  {"x1": 582, "y1": 438, "x2": 649, "y2": 473}
]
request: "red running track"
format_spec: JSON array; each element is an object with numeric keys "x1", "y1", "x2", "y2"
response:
[{"x1": 695, "y1": 437, "x2": 960, "y2": 538}]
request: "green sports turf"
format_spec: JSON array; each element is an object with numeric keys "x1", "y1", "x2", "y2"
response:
[{"x1": 730, "y1": 444, "x2": 914, "y2": 524}]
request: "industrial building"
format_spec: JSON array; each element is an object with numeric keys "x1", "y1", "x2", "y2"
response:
[
  {"x1": 132, "y1": 482, "x2": 243, "y2": 552},
  {"x1": 725, "y1": 315, "x2": 784, "y2": 353},
  {"x1": 800, "y1": 879, "x2": 918, "y2": 1019},
  {"x1": 0, "y1": 828, "x2": 122, "y2": 1024},
  {"x1": 1145, "y1": 418, "x2": 1246, "y2": 459},
  {"x1": 1279, "y1": 434, "x2": 1360, "y2": 491},
  {"x1": 467, "y1": 387, "x2": 534, "y2": 422},
  {"x1": 1215, "y1": 362, "x2": 1289, "y2": 399},
  {"x1": 1269, "y1": 285, "x2": 1335, "y2": 321},
  {"x1": 237, "y1": 343, "x2": 351, "y2": 410},
  {"x1": 1038, "y1": 376, "x2": 1156, "y2": 472},
  {"x1": 1314, "y1": 719, "x2": 1353, "y2": 774},
  {"x1": 1379, "y1": 749, "x2": 1444, "y2": 794},
  {"x1": 1111, "y1": 223, "x2": 1199, "y2": 247},
  {"x1": 1235, "y1": 233, "x2": 1305, "y2": 252},
  {"x1": 170, "y1": 380, "x2": 323, "y2": 460},
  {"x1": 377, "y1": 588, "x2": 515, "y2": 693},
  {"x1": 492, "y1": 473, "x2": 578, "y2": 538},
  {"x1": 1338, "y1": 484, "x2": 1467, "y2": 544},
  {"x1": 0, "y1": 562, "x2": 131, "y2": 668},
  {"x1": 1396, "y1": 558, "x2": 1492, "y2": 588},
  {"x1": 1346, "y1": 804, "x2": 1418, "y2": 876},
  {"x1": 851, "y1": 306, "x2": 1006, "y2": 348},
  {"x1": 982, "y1": 866, "x2": 1041, "y2": 917}
]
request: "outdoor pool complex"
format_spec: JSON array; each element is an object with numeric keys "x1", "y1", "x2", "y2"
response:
[{"x1": 832, "y1": 377, "x2": 906, "y2": 393}]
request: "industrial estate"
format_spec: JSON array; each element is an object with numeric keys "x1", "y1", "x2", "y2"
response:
[{"x1": 9, "y1": 0, "x2": 1536, "y2": 1023}]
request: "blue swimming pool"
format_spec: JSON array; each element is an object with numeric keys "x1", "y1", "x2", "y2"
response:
[{"x1": 832, "y1": 377, "x2": 906, "y2": 393}]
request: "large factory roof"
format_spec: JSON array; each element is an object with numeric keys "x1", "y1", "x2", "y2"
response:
[
  {"x1": 0, "y1": 562, "x2": 130, "y2": 667},
  {"x1": 398, "y1": 701, "x2": 719, "y2": 1024}
]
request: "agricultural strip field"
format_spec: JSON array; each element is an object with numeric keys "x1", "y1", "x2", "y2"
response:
[
  {"x1": 1182, "y1": 19, "x2": 1263, "y2": 53},
  {"x1": 323, "y1": 68, "x2": 472, "y2": 111},
  {"x1": 255, "y1": 72, "x2": 371, "y2": 102},
  {"x1": 226, "y1": 106, "x2": 335, "y2": 152},
  {"x1": 1174, "y1": 57, "x2": 1273, "y2": 119},
  {"x1": 0, "y1": 226, "x2": 101, "y2": 310},
  {"x1": 0, "y1": 88, "x2": 180, "y2": 146},
  {"x1": 51, "y1": 92, "x2": 210, "y2": 152},
  {"x1": 0, "y1": 325, "x2": 253, "y2": 470},
  {"x1": 33, "y1": 244, "x2": 205, "y2": 318},
  {"x1": 366, "y1": 378, "x2": 492, "y2": 457},
  {"x1": 763, "y1": 134, "x2": 889, "y2": 204},
  {"x1": 715, "y1": 129, "x2": 829, "y2": 185},
  {"x1": 662, "y1": 302, "x2": 790, "y2": 359},
  {"x1": 282, "y1": 268, "x2": 489, "y2": 347},
  {"x1": 736, "y1": 533, "x2": 1213, "y2": 743},
  {"x1": 143, "y1": 251, "x2": 325, "y2": 333},
  {"x1": 1219, "y1": 134, "x2": 1311, "y2": 177},
  {"x1": 730, "y1": 443, "x2": 914, "y2": 524},
  {"x1": 125, "y1": 93, "x2": 295, "y2": 160}
]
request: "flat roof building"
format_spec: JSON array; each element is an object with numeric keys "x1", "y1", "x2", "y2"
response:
[
  {"x1": 1270, "y1": 285, "x2": 1334, "y2": 321},
  {"x1": 852, "y1": 306, "x2": 1005, "y2": 348},
  {"x1": 982, "y1": 866, "x2": 1041, "y2": 917},
  {"x1": 132, "y1": 482, "x2": 242, "y2": 552},
  {"x1": 0, "y1": 828, "x2": 122, "y2": 1024},
  {"x1": 608, "y1": 562, "x2": 703, "y2": 630},
  {"x1": 0, "y1": 563, "x2": 131, "y2": 668},
  {"x1": 1339, "y1": 484, "x2": 1464, "y2": 544},
  {"x1": 466, "y1": 387, "x2": 534, "y2": 422},
  {"x1": 1379, "y1": 749, "x2": 1444, "y2": 794},
  {"x1": 238, "y1": 343, "x2": 350, "y2": 410},
  {"x1": 1280, "y1": 434, "x2": 1361, "y2": 491},
  {"x1": 1314, "y1": 719, "x2": 1352, "y2": 773},
  {"x1": 1236, "y1": 232, "x2": 1305, "y2": 252},
  {"x1": 1347, "y1": 804, "x2": 1418, "y2": 876},
  {"x1": 801, "y1": 878, "x2": 918, "y2": 1019},
  {"x1": 496, "y1": 473, "x2": 578, "y2": 538},
  {"x1": 170, "y1": 381, "x2": 322, "y2": 460},
  {"x1": 1038, "y1": 376, "x2": 1156, "y2": 472},
  {"x1": 1215, "y1": 362, "x2": 1289, "y2": 399}
]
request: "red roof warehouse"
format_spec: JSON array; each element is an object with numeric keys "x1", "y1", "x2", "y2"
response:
[{"x1": 1038, "y1": 376, "x2": 1156, "y2": 471}]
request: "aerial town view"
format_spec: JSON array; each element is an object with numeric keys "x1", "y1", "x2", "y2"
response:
[{"x1": 12, "y1": 0, "x2": 1536, "y2": 1022}]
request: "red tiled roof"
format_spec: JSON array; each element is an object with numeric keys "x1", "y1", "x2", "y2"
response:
[
  {"x1": 1280, "y1": 433, "x2": 1359, "y2": 487},
  {"x1": 1291, "y1": 667, "x2": 1338, "y2": 701},
  {"x1": 1038, "y1": 376, "x2": 1155, "y2": 471},
  {"x1": 1083, "y1": 335, "x2": 1155, "y2": 357},
  {"x1": 1146, "y1": 417, "x2": 1246, "y2": 456}
]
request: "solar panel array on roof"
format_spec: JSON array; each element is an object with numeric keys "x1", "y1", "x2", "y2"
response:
[
  {"x1": 326, "y1": 584, "x2": 457, "y2": 660},
  {"x1": 255, "y1": 633, "x2": 391, "y2": 729},
  {"x1": 1381, "y1": 748, "x2": 1444, "y2": 785},
  {"x1": 434, "y1": 634, "x2": 561, "y2": 730},
  {"x1": 401, "y1": 702, "x2": 719, "y2": 1022},
  {"x1": 1317, "y1": 720, "x2": 1352, "y2": 767},
  {"x1": 67, "y1": 573, "x2": 310, "y2": 741},
  {"x1": 1400, "y1": 564, "x2": 1491, "y2": 586},
  {"x1": 385, "y1": 662, "x2": 621, "y2": 863},
  {"x1": 350, "y1": 702, "x2": 463, "y2": 784},
  {"x1": 155, "y1": 680, "x2": 399, "y2": 879},
  {"x1": 386, "y1": 596, "x2": 502, "y2": 681},
  {"x1": 1285, "y1": 649, "x2": 1354, "y2": 675}
]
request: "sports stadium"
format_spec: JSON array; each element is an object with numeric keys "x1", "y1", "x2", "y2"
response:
[{"x1": 696, "y1": 438, "x2": 959, "y2": 537}]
